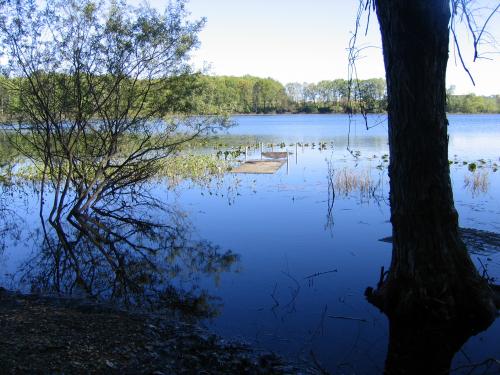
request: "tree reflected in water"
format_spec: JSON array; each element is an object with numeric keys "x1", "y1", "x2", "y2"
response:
[{"x1": 16, "y1": 183, "x2": 238, "y2": 319}]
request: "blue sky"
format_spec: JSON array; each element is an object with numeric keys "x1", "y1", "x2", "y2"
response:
[{"x1": 146, "y1": 0, "x2": 499, "y2": 95}]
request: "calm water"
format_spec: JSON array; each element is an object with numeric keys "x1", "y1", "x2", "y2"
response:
[{"x1": 1, "y1": 114, "x2": 499, "y2": 373}]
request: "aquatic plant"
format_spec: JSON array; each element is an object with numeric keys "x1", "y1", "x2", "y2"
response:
[
  {"x1": 162, "y1": 155, "x2": 230, "y2": 187},
  {"x1": 334, "y1": 167, "x2": 379, "y2": 199},
  {"x1": 464, "y1": 170, "x2": 489, "y2": 196}
]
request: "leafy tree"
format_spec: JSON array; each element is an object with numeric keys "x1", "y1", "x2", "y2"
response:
[
  {"x1": 237, "y1": 77, "x2": 256, "y2": 112},
  {"x1": 285, "y1": 82, "x2": 305, "y2": 104},
  {"x1": 0, "y1": 75, "x2": 8, "y2": 119},
  {"x1": 356, "y1": 78, "x2": 386, "y2": 112},
  {"x1": 303, "y1": 82, "x2": 318, "y2": 104},
  {"x1": 332, "y1": 78, "x2": 350, "y2": 105},
  {"x1": 316, "y1": 80, "x2": 334, "y2": 103},
  {"x1": 0, "y1": 0, "x2": 227, "y2": 254}
]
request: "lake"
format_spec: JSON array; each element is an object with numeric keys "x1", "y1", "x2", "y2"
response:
[{"x1": 1, "y1": 114, "x2": 499, "y2": 373}]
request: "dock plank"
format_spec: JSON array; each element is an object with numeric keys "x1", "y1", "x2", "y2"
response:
[
  {"x1": 231, "y1": 160, "x2": 286, "y2": 174},
  {"x1": 261, "y1": 152, "x2": 288, "y2": 159}
]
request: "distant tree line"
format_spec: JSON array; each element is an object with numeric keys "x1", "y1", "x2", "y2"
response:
[
  {"x1": 1, "y1": 74, "x2": 499, "y2": 118},
  {"x1": 190, "y1": 76, "x2": 499, "y2": 114},
  {"x1": 191, "y1": 75, "x2": 289, "y2": 114},
  {"x1": 285, "y1": 78, "x2": 387, "y2": 113},
  {"x1": 446, "y1": 86, "x2": 500, "y2": 113},
  {"x1": 447, "y1": 94, "x2": 500, "y2": 113}
]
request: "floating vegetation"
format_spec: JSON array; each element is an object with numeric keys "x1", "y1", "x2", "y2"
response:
[
  {"x1": 162, "y1": 155, "x2": 230, "y2": 187},
  {"x1": 447, "y1": 157, "x2": 499, "y2": 174},
  {"x1": 464, "y1": 170, "x2": 489, "y2": 196},
  {"x1": 216, "y1": 149, "x2": 245, "y2": 160},
  {"x1": 7, "y1": 154, "x2": 230, "y2": 189}
]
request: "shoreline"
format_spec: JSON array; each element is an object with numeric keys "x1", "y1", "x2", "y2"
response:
[
  {"x1": 221, "y1": 112, "x2": 500, "y2": 117},
  {"x1": 0, "y1": 287, "x2": 320, "y2": 374}
]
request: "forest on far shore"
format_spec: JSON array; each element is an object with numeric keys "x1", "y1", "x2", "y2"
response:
[
  {"x1": 1, "y1": 74, "x2": 499, "y2": 118},
  {"x1": 193, "y1": 75, "x2": 500, "y2": 114}
]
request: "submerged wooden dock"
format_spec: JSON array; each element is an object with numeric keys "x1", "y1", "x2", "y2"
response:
[
  {"x1": 260, "y1": 152, "x2": 288, "y2": 159},
  {"x1": 231, "y1": 147, "x2": 291, "y2": 174},
  {"x1": 231, "y1": 160, "x2": 286, "y2": 174}
]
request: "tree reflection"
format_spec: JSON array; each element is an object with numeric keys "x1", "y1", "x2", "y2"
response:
[
  {"x1": 372, "y1": 226, "x2": 500, "y2": 374},
  {"x1": 0, "y1": 184, "x2": 24, "y2": 255},
  {"x1": 18, "y1": 183, "x2": 238, "y2": 319}
]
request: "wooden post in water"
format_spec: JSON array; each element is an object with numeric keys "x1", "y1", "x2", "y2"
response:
[
  {"x1": 286, "y1": 150, "x2": 289, "y2": 174},
  {"x1": 295, "y1": 143, "x2": 298, "y2": 164},
  {"x1": 260, "y1": 142, "x2": 263, "y2": 160}
]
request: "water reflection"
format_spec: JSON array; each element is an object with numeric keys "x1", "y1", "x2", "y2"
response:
[
  {"x1": 1, "y1": 114, "x2": 499, "y2": 373},
  {"x1": 375, "y1": 226, "x2": 500, "y2": 373},
  {"x1": 0, "y1": 184, "x2": 24, "y2": 255},
  {"x1": 7, "y1": 181, "x2": 239, "y2": 319}
]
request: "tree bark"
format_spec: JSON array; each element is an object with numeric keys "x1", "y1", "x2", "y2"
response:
[{"x1": 367, "y1": 1, "x2": 498, "y2": 373}]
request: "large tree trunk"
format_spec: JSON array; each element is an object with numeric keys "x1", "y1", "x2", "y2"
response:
[{"x1": 367, "y1": 1, "x2": 497, "y2": 373}]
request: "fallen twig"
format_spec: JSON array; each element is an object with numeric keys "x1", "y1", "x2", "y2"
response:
[
  {"x1": 328, "y1": 315, "x2": 368, "y2": 323},
  {"x1": 305, "y1": 269, "x2": 338, "y2": 280}
]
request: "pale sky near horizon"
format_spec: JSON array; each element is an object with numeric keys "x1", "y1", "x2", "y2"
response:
[{"x1": 147, "y1": 0, "x2": 500, "y2": 95}]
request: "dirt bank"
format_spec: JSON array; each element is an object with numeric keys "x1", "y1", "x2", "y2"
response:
[{"x1": 0, "y1": 288, "x2": 320, "y2": 374}]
